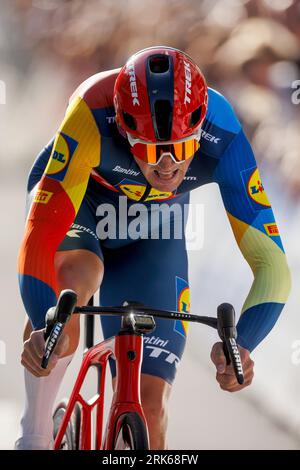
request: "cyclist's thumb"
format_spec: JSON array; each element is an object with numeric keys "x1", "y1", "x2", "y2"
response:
[{"x1": 211, "y1": 342, "x2": 226, "y2": 374}]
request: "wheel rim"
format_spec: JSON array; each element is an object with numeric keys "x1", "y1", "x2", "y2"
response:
[
  {"x1": 53, "y1": 405, "x2": 80, "y2": 450},
  {"x1": 59, "y1": 435, "x2": 69, "y2": 450}
]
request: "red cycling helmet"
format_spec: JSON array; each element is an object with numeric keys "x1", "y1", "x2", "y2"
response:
[{"x1": 114, "y1": 46, "x2": 208, "y2": 151}]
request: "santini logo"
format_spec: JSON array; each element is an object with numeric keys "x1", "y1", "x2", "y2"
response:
[
  {"x1": 113, "y1": 165, "x2": 140, "y2": 176},
  {"x1": 127, "y1": 63, "x2": 140, "y2": 106},
  {"x1": 67, "y1": 224, "x2": 98, "y2": 240}
]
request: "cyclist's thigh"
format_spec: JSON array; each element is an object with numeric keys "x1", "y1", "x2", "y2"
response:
[{"x1": 100, "y1": 234, "x2": 189, "y2": 386}]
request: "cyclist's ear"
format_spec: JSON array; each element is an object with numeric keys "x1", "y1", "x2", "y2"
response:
[{"x1": 210, "y1": 342, "x2": 226, "y2": 374}]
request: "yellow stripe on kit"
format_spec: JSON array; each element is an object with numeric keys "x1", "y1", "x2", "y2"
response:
[
  {"x1": 45, "y1": 96, "x2": 101, "y2": 213},
  {"x1": 227, "y1": 212, "x2": 291, "y2": 312},
  {"x1": 61, "y1": 98, "x2": 101, "y2": 212},
  {"x1": 239, "y1": 224, "x2": 291, "y2": 312},
  {"x1": 227, "y1": 212, "x2": 249, "y2": 245}
]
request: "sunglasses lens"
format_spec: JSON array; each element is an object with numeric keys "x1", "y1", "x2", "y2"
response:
[
  {"x1": 174, "y1": 140, "x2": 200, "y2": 160},
  {"x1": 130, "y1": 140, "x2": 200, "y2": 164},
  {"x1": 130, "y1": 142, "x2": 161, "y2": 164}
]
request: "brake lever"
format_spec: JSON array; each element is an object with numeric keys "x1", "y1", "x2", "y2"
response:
[
  {"x1": 41, "y1": 290, "x2": 77, "y2": 369},
  {"x1": 41, "y1": 321, "x2": 65, "y2": 369},
  {"x1": 217, "y1": 303, "x2": 244, "y2": 385},
  {"x1": 223, "y1": 337, "x2": 244, "y2": 385},
  {"x1": 222, "y1": 339, "x2": 231, "y2": 366}
]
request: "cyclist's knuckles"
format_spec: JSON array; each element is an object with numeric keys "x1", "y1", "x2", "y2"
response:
[
  {"x1": 30, "y1": 330, "x2": 45, "y2": 352},
  {"x1": 239, "y1": 347, "x2": 251, "y2": 361},
  {"x1": 211, "y1": 344, "x2": 225, "y2": 363},
  {"x1": 217, "y1": 373, "x2": 236, "y2": 387}
]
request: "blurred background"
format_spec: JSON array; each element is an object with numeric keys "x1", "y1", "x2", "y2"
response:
[{"x1": 1, "y1": 0, "x2": 300, "y2": 449}]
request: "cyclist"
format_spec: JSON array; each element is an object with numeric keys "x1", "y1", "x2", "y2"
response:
[{"x1": 16, "y1": 46, "x2": 291, "y2": 450}]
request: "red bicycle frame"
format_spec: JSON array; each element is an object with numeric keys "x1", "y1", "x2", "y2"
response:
[
  {"x1": 54, "y1": 332, "x2": 149, "y2": 450},
  {"x1": 45, "y1": 292, "x2": 242, "y2": 450}
]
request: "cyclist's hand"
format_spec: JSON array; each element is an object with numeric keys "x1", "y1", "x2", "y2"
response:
[
  {"x1": 21, "y1": 329, "x2": 69, "y2": 377},
  {"x1": 210, "y1": 341, "x2": 254, "y2": 392}
]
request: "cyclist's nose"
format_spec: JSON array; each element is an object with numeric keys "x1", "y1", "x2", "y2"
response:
[{"x1": 156, "y1": 153, "x2": 176, "y2": 170}]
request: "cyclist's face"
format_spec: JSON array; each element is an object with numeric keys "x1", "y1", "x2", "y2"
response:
[{"x1": 133, "y1": 153, "x2": 194, "y2": 192}]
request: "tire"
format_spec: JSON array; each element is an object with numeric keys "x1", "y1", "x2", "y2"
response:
[
  {"x1": 53, "y1": 400, "x2": 81, "y2": 450},
  {"x1": 112, "y1": 412, "x2": 149, "y2": 450}
]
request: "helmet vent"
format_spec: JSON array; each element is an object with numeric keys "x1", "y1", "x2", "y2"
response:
[
  {"x1": 154, "y1": 100, "x2": 172, "y2": 140},
  {"x1": 190, "y1": 106, "x2": 202, "y2": 127},
  {"x1": 123, "y1": 112, "x2": 137, "y2": 131},
  {"x1": 149, "y1": 55, "x2": 170, "y2": 74}
]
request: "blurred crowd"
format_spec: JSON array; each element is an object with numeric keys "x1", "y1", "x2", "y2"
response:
[
  {"x1": 1, "y1": 1, "x2": 299, "y2": 446},
  {"x1": 1, "y1": 0, "x2": 300, "y2": 198}
]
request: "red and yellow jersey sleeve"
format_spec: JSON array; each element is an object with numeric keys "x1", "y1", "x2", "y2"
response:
[{"x1": 18, "y1": 96, "x2": 100, "y2": 329}]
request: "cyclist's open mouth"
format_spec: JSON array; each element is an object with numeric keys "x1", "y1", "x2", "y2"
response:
[{"x1": 153, "y1": 168, "x2": 179, "y2": 181}]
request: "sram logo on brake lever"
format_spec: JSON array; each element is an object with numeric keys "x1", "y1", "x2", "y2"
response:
[
  {"x1": 228, "y1": 338, "x2": 243, "y2": 377},
  {"x1": 44, "y1": 322, "x2": 63, "y2": 360}
]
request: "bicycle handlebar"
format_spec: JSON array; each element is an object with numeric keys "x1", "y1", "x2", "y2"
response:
[
  {"x1": 77, "y1": 304, "x2": 219, "y2": 328},
  {"x1": 41, "y1": 290, "x2": 244, "y2": 384}
]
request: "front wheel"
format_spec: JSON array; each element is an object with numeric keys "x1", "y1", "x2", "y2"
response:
[
  {"x1": 113, "y1": 412, "x2": 149, "y2": 450},
  {"x1": 53, "y1": 400, "x2": 81, "y2": 450}
]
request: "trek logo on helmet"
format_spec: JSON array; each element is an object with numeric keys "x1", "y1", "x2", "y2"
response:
[
  {"x1": 127, "y1": 62, "x2": 140, "y2": 106},
  {"x1": 184, "y1": 61, "x2": 192, "y2": 105}
]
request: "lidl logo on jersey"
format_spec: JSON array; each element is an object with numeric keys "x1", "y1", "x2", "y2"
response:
[
  {"x1": 241, "y1": 167, "x2": 271, "y2": 211},
  {"x1": 34, "y1": 189, "x2": 53, "y2": 204},
  {"x1": 118, "y1": 181, "x2": 146, "y2": 200},
  {"x1": 247, "y1": 168, "x2": 270, "y2": 207},
  {"x1": 45, "y1": 132, "x2": 78, "y2": 182},
  {"x1": 146, "y1": 189, "x2": 174, "y2": 201},
  {"x1": 174, "y1": 276, "x2": 190, "y2": 337},
  {"x1": 118, "y1": 179, "x2": 173, "y2": 201},
  {"x1": 264, "y1": 223, "x2": 279, "y2": 237}
]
